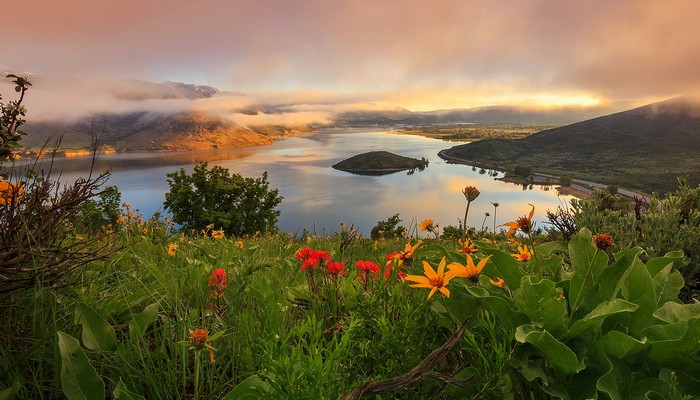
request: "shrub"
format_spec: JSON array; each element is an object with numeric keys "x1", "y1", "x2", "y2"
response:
[
  {"x1": 163, "y1": 162, "x2": 283, "y2": 236},
  {"x1": 0, "y1": 74, "x2": 30, "y2": 163},
  {"x1": 370, "y1": 213, "x2": 406, "y2": 240}
]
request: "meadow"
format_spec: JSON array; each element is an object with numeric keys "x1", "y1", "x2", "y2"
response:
[{"x1": 2, "y1": 195, "x2": 700, "y2": 399}]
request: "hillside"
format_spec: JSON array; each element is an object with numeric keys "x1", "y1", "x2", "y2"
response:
[
  {"x1": 441, "y1": 97, "x2": 700, "y2": 193},
  {"x1": 332, "y1": 151, "x2": 429, "y2": 175}
]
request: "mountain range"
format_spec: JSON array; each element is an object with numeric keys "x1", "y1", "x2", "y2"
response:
[{"x1": 441, "y1": 97, "x2": 700, "y2": 193}]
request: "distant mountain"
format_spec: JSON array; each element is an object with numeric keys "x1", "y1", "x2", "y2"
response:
[
  {"x1": 21, "y1": 111, "x2": 289, "y2": 153},
  {"x1": 106, "y1": 79, "x2": 245, "y2": 101},
  {"x1": 441, "y1": 97, "x2": 700, "y2": 193},
  {"x1": 334, "y1": 103, "x2": 632, "y2": 126}
]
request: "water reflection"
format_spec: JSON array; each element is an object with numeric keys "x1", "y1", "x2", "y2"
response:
[{"x1": 36, "y1": 128, "x2": 574, "y2": 235}]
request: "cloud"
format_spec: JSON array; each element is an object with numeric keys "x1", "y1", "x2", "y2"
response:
[{"x1": 3, "y1": 0, "x2": 700, "y2": 108}]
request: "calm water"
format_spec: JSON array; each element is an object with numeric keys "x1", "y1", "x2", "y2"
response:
[{"x1": 41, "y1": 128, "x2": 572, "y2": 236}]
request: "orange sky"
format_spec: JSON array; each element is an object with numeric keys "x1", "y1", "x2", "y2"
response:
[{"x1": 2, "y1": 0, "x2": 700, "y2": 111}]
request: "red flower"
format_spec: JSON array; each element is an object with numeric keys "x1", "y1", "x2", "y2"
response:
[
  {"x1": 208, "y1": 268, "x2": 227, "y2": 298},
  {"x1": 326, "y1": 261, "x2": 346, "y2": 277},
  {"x1": 355, "y1": 260, "x2": 380, "y2": 280},
  {"x1": 593, "y1": 233, "x2": 614, "y2": 251},
  {"x1": 295, "y1": 248, "x2": 331, "y2": 271}
]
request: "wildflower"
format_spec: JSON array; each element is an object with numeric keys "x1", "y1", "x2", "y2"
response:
[
  {"x1": 137, "y1": 217, "x2": 143, "y2": 225},
  {"x1": 405, "y1": 257, "x2": 453, "y2": 299},
  {"x1": 399, "y1": 240, "x2": 423, "y2": 261},
  {"x1": 121, "y1": 203, "x2": 131, "y2": 209},
  {"x1": 557, "y1": 293, "x2": 566, "y2": 301},
  {"x1": 189, "y1": 328, "x2": 209, "y2": 348},
  {"x1": 593, "y1": 233, "x2": 614, "y2": 251},
  {"x1": 208, "y1": 268, "x2": 227, "y2": 297},
  {"x1": 117, "y1": 217, "x2": 126, "y2": 225},
  {"x1": 462, "y1": 186, "x2": 480, "y2": 202},
  {"x1": 167, "y1": 242, "x2": 178, "y2": 256},
  {"x1": 326, "y1": 261, "x2": 346, "y2": 278},
  {"x1": 448, "y1": 254, "x2": 492, "y2": 283},
  {"x1": 512, "y1": 245, "x2": 534, "y2": 262},
  {"x1": 419, "y1": 219, "x2": 435, "y2": 232},
  {"x1": 211, "y1": 229, "x2": 225, "y2": 239},
  {"x1": 459, "y1": 238, "x2": 479, "y2": 254},
  {"x1": 295, "y1": 248, "x2": 330, "y2": 271},
  {"x1": 489, "y1": 277, "x2": 505, "y2": 288},
  {"x1": 235, "y1": 241, "x2": 244, "y2": 249},
  {"x1": 355, "y1": 260, "x2": 380, "y2": 280},
  {"x1": 142, "y1": 228, "x2": 148, "y2": 235},
  {"x1": 0, "y1": 180, "x2": 25, "y2": 205},
  {"x1": 127, "y1": 211, "x2": 135, "y2": 218},
  {"x1": 500, "y1": 204, "x2": 535, "y2": 237}
]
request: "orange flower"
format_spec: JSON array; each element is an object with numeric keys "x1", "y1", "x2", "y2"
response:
[
  {"x1": 448, "y1": 254, "x2": 492, "y2": 282},
  {"x1": 235, "y1": 241, "x2": 244, "y2": 249},
  {"x1": 489, "y1": 277, "x2": 505, "y2": 288},
  {"x1": 512, "y1": 245, "x2": 534, "y2": 262},
  {"x1": 459, "y1": 238, "x2": 479, "y2": 254},
  {"x1": 167, "y1": 242, "x2": 178, "y2": 256},
  {"x1": 500, "y1": 204, "x2": 535, "y2": 237},
  {"x1": 0, "y1": 180, "x2": 24, "y2": 205},
  {"x1": 399, "y1": 240, "x2": 423, "y2": 260},
  {"x1": 211, "y1": 229, "x2": 225, "y2": 239},
  {"x1": 189, "y1": 328, "x2": 209, "y2": 348},
  {"x1": 593, "y1": 233, "x2": 614, "y2": 251},
  {"x1": 418, "y1": 219, "x2": 435, "y2": 232},
  {"x1": 405, "y1": 257, "x2": 453, "y2": 299}
]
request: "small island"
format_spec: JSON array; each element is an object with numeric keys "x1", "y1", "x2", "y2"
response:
[{"x1": 332, "y1": 151, "x2": 429, "y2": 175}]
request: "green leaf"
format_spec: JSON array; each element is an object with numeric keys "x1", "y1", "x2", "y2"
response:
[
  {"x1": 113, "y1": 378, "x2": 145, "y2": 400},
  {"x1": 57, "y1": 331, "x2": 105, "y2": 400},
  {"x1": 515, "y1": 324, "x2": 581, "y2": 376},
  {"x1": 627, "y1": 378, "x2": 673, "y2": 399},
  {"x1": 597, "y1": 330, "x2": 650, "y2": 362},
  {"x1": 466, "y1": 283, "x2": 525, "y2": 329},
  {"x1": 128, "y1": 303, "x2": 159, "y2": 343},
  {"x1": 597, "y1": 356, "x2": 631, "y2": 400},
  {"x1": 480, "y1": 248, "x2": 525, "y2": 289},
  {"x1": 653, "y1": 302, "x2": 700, "y2": 323},
  {"x1": 566, "y1": 299, "x2": 638, "y2": 338},
  {"x1": 568, "y1": 228, "x2": 609, "y2": 318},
  {"x1": 513, "y1": 276, "x2": 567, "y2": 335},
  {"x1": 645, "y1": 318, "x2": 700, "y2": 364},
  {"x1": 224, "y1": 374, "x2": 272, "y2": 399},
  {"x1": 0, "y1": 381, "x2": 19, "y2": 400},
  {"x1": 621, "y1": 258, "x2": 657, "y2": 335},
  {"x1": 645, "y1": 250, "x2": 684, "y2": 277},
  {"x1": 75, "y1": 305, "x2": 118, "y2": 352},
  {"x1": 652, "y1": 264, "x2": 684, "y2": 307}
]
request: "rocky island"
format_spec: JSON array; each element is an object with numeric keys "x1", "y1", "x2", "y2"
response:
[{"x1": 332, "y1": 151, "x2": 428, "y2": 175}]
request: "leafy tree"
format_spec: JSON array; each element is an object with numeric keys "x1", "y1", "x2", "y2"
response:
[
  {"x1": 370, "y1": 213, "x2": 406, "y2": 240},
  {"x1": 0, "y1": 74, "x2": 31, "y2": 165},
  {"x1": 163, "y1": 162, "x2": 283, "y2": 236}
]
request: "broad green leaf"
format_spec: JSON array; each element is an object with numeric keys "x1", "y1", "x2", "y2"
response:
[
  {"x1": 128, "y1": 302, "x2": 159, "y2": 343},
  {"x1": 224, "y1": 374, "x2": 272, "y2": 399},
  {"x1": 515, "y1": 324, "x2": 581, "y2": 376},
  {"x1": 652, "y1": 264, "x2": 684, "y2": 307},
  {"x1": 626, "y1": 378, "x2": 672, "y2": 399},
  {"x1": 75, "y1": 305, "x2": 117, "y2": 352},
  {"x1": 621, "y1": 258, "x2": 657, "y2": 335},
  {"x1": 0, "y1": 381, "x2": 19, "y2": 400},
  {"x1": 645, "y1": 318, "x2": 700, "y2": 364},
  {"x1": 566, "y1": 299, "x2": 638, "y2": 338},
  {"x1": 597, "y1": 355, "x2": 631, "y2": 400},
  {"x1": 57, "y1": 331, "x2": 105, "y2": 400},
  {"x1": 513, "y1": 276, "x2": 566, "y2": 335},
  {"x1": 466, "y1": 283, "x2": 525, "y2": 329},
  {"x1": 533, "y1": 240, "x2": 568, "y2": 256},
  {"x1": 597, "y1": 330, "x2": 650, "y2": 362},
  {"x1": 645, "y1": 250, "x2": 684, "y2": 277},
  {"x1": 659, "y1": 368, "x2": 700, "y2": 396},
  {"x1": 480, "y1": 248, "x2": 525, "y2": 289},
  {"x1": 568, "y1": 228, "x2": 609, "y2": 319},
  {"x1": 442, "y1": 284, "x2": 482, "y2": 323},
  {"x1": 566, "y1": 367, "x2": 601, "y2": 400},
  {"x1": 653, "y1": 302, "x2": 700, "y2": 323},
  {"x1": 113, "y1": 378, "x2": 145, "y2": 400}
]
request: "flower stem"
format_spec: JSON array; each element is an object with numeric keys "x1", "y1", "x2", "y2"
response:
[
  {"x1": 527, "y1": 232, "x2": 543, "y2": 278},
  {"x1": 194, "y1": 349, "x2": 201, "y2": 400},
  {"x1": 462, "y1": 201, "x2": 472, "y2": 242},
  {"x1": 568, "y1": 250, "x2": 600, "y2": 327}
]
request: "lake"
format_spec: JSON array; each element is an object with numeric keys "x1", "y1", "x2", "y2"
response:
[{"x1": 41, "y1": 128, "x2": 573, "y2": 236}]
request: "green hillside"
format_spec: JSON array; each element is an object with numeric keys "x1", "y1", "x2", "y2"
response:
[{"x1": 442, "y1": 97, "x2": 700, "y2": 193}]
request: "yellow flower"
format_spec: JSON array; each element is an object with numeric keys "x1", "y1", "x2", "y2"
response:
[
  {"x1": 512, "y1": 245, "x2": 534, "y2": 262},
  {"x1": 500, "y1": 204, "x2": 535, "y2": 237},
  {"x1": 419, "y1": 219, "x2": 435, "y2": 232},
  {"x1": 235, "y1": 241, "x2": 244, "y2": 249},
  {"x1": 167, "y1": 242, "x2": 178, "y2": 256},
  {"x1": 489, "y1": 277, "x2": 505, "y2": 288},
  {"x1": 0, "y1": 180, "x2": 24, "y2": 205},
  {"x1": 448, "y1": 254, "x2": 492, "y2": 282},
  {"x1": 400, "y1": 240, "x2": 423, "y2": 260},
  {"x1": 211, "y1": 229, "x2": 225, "y2": 239},
  {"x1": 459, "y1": 238, "x2": 479, "y2": 254},
  {"x1": 405, "y1": 257, "x2": 453, "y2": 299}
]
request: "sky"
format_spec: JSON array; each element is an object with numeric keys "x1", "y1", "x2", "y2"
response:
[{"x1": 3, "y1": 0, "x2": 700, "y2": 116}]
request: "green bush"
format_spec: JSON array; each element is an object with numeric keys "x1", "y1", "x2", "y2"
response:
[
  {"x1": 163, "y1": 162, "x2": 283, "y2": 236},
  {"x1": 370, "y1": 213, "x2": 406, "y2": 240}
]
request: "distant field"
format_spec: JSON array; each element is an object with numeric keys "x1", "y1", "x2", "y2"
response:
[{"x1": 395, "y1": 123, "x2": 558, "y2": 141}]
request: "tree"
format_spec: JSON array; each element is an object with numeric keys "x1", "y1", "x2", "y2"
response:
[
  {"x1": 370, "y1": 213, "x2": 406, "y2": 240},
  {"x1": 0, "y1": 74, "x2": 31, "y2": 164},
  {"x1": 163, "y1": 162, "x2": 283, "y2": 236}
]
